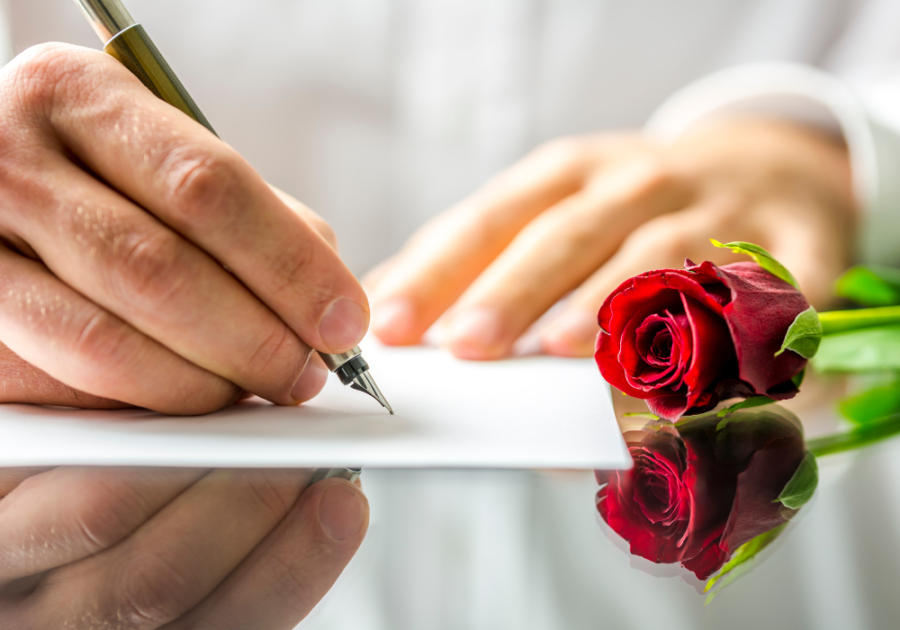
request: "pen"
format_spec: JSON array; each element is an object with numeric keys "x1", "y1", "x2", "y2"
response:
[
  {"x1": 73, "y1": 0, "x2": 389, "y2": 482},
  {"x1": 73, "y1": 0, "x2": 392, "y2": 418}
]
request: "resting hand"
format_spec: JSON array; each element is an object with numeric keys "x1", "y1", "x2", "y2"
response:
[
  {"x1": 0, "y1": 466, "x2": 368, "y2": 629},
  {"x1": 0, "y1": 43, "x2": 369, "y2": 414},
  {"x1": 366, "y1": 119, "x2": 855, "y2": 359}
]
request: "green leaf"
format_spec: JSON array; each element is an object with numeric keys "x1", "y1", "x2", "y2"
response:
[
  {"x1": 818, "y1": 306, "x2": 900, "y2": 335},
  {"x1": 836, "y1": 266, "x2": 900, "y2": 307},
  {"x1": 716, "y1": 396, "x2": 775, "y2": 421},
  {"x1": 792, "y1": 369, "x2": 806, "y2": 388},
  {"x1": 776, "y1": 306, "x2": 822, "y2": 359},
  {"x1": 710, "y1": 240, "x2": 799, "y2": 289},
  {"x1": 704, "y1": 523, "x2": 788, "y2": 604},
  {"x1": 813, "y1": 325, "x2": 900, "y2": 373},
  {"x1": 776, "y1": 451, "x2": 818, "y2": 509},
  {"x1": 839, "y1": 381, "x2": 900, "y2": 426}
]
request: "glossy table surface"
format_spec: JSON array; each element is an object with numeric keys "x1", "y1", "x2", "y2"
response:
[
  {"x1": 2, "y1": 372, "x2": 897, "y2": 630},
  {"x1": 299, "y1": 372, "x2": 900, "y2": 630}
]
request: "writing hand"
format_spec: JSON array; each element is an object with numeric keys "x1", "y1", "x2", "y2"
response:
[{"x1": 0, "y1": 44, "x2": 369, "y2": 414}]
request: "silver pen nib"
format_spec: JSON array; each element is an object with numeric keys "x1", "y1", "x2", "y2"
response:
[{"x1": 350, "y1": 371, "x2": 394, "y2": 414}]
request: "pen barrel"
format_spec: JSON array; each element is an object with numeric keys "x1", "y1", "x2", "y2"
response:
[
  {"x1": 74, "y1": 0, "x2": 135, "y2": 43},
  {"x1": 104, "y1": 24, "x2": 217, "y2": 136}
]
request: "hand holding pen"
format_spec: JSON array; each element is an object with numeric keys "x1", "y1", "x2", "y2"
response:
[{"x1": 0, "y1": 0, "x2": 388, "y2": 416}]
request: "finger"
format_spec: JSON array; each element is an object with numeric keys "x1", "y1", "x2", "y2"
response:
[
  {"x1": 368, "y1": 138, "x2": 591, "y2": 345},
  {"x1": 4, "y1": 148, "x2": 319, "y2": 406},
  {"x1": 269, "y1": 185, "x2": 338, "y2": 251},
  {"x1": 19, "y1": 44, "x2": 368, "y2": 355},
  {"x1": 0, "y1": 247, "x2": 239, "y2": 414},
  {"x1": 0, "y1": 467, "x2": 52, "y2": 500},
  {"x1": 289, "y1": 352, "x2": 329, "y2": 404},
  {"x1": 0, "y1": 340, "x2": 128, "y2": 410},
  {"x1": 540, "y1": 201, "x2": 753, "y2": 356},
  {"x1": 0, "y1": 467, "x2": 204, "y2": 584},
  {"x1": 16, "y1": 468, "x2": 313, "y2": 629},
  {"x1": 442, "y1": 161, "x2": 694, "y2": 359},
  {"x1": 162, "y1": 479, "x2": 368, "y2": 630}
]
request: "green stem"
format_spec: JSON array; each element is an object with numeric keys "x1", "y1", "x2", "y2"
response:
[
  {"x1": 807, "y1": 413, "x2": 900, "y2": 457},
  {"x1": 819, "y1": 306, "x2": 900, "y2": 335}
]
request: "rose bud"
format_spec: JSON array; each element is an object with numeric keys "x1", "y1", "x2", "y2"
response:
[
  {"x1": 596, "y1": 407, "x2": 813, "y2": 581},
  {"x1": 595, "y1": 255, "x2": 812, "y2": 421}
]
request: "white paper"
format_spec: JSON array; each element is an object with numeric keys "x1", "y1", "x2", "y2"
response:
[{"x1": 0, "y1": 342, "x2": 631, "y2": 470}]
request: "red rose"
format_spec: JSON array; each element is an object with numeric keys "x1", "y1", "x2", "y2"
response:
[
  {"x1": 595, "y1": 260, "x2": 809, "y2": 420},
  {"x1": 596, "y1": 409, "x2": 808, "y2": 580}
]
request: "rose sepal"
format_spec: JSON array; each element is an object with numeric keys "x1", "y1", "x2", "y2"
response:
[
  {"x1": 703, "y1": 523, "x2": 788, "y2": 605},
  {"x1": 710, "y1": 239, "x2": 799, "y2": 289},
  {"x1": 777, "y1": 306, "x2": 822, "y2": 359}
]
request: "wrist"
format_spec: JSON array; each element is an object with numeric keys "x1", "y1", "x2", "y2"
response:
[{"x1": 671, "y1": 117, "x2": 855, "y2": 215}]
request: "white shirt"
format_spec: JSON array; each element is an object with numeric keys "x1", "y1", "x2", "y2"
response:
[{"x1": 5, "y1": 2, "x2": 900, "y2": 629}]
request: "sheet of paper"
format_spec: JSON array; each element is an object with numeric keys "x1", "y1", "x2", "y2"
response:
[{"x1": 0, "y1": 342, "x2": 631, "y2": 470}]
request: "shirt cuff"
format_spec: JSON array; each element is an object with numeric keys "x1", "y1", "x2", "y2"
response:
[{"x1": 644, "y1": 63, "x2": 900, "y2": 267}]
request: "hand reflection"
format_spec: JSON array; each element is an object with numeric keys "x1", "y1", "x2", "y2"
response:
[
  {"x1": 597, "y1": 406, "x2": 813, "y2": 582},
  {"x1": 0, "y1": 467, "x2": 368, "y2": 628}
]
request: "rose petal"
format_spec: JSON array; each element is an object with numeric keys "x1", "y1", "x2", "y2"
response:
[
  {"x1": 680, "y1": 294, "x2": 736, "y2": 411},
  {"x1": 719, "y1": 436, "x2": 805, "y2": 554},
  {"x1": 706, "y1": 261, "x2": 810, "y2": 398},
  {"x1": 596, "y1": 268, "x2": 729, "y2": 401},
  {"x1": 628, "y1": 312, "x2": 691, "y2": 390},
  {"x1": 646, "y1": 394, "x2": 690, "y2": 421},
  {"x1": 597, "y1": 432, "x2": 690, "y2": 564},
  {"x1": 681, "y1": 534, "x2": 729, "y2": 580}
]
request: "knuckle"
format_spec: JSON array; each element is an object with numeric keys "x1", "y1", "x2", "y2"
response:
[
  {"x1": 115, "y1": 553, "x2": 197, "y2": 627},
  {"x1": 268, "y1": 242, "x2": 332, "y2": 307},
  {"x1": 70, "y1": 310, "x2": 139, "y2": 377},
  {"x1": 536, "y1": 136, "x2": 584, "y2": 160},
  {"x1": 620, "y1": 158, "x2": 687, "y2": 201},
  {"x1": 276, "y1": 193, "x2": 339, "y2": 250},
  {"x1": 237, "y1": 470, "x2": 300, "y2": 522},
  {"x1": 310, "y1": 217, "x2": 338, "y2": 250},
  {"x1": 528, "y1": 136, "x2": 588, "y2": 171},
  {"x1": 112, "y1": 229, "x2": 190, "y2": 307},
  {"x1": 161, "y1": 148, "x2": 247, "y2": 234},
  {"x1": 244, "y1": 322, "x2": 308, "y2": 388},
  {"x1": 623, "y1": 219, "x2": 691, "y2": 259},
  {"x1": 5, "y1": 43, "x2": 98, "y2": 116},
  {"x1": 70, "y1": 479, "x2": 148, "y2": 553},
  {"x1": 531, "y1": 211, "x2": 597, "y2": 254}
]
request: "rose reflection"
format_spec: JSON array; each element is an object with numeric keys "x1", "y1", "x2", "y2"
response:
[{"x1": 596, "y1": 406, "x2": 812, "y2": 581}]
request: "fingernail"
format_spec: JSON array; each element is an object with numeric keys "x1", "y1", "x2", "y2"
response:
[
  {"x1": 318, "y1": 483, "x2": 366, "y2": 541},
  {"x1": 445, "y1": 307, "x2": 508, "y2": 359},
  {"x1": 319, "y1": 298, "x2": 368, "y2": 352},
  {"x1": 370, "y1": 298, "x2": 417, "y2": 344},
  {"x1": 291, "y1": 360, "x2": 329, "y2": 403},
  {"x1": 543, "y1": 309, "x2": 599, "y2": 356}
]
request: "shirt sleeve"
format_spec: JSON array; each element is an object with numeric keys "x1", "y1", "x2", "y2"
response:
[{"x1": 644, "y1": 62, "x2": 900, "y2": 268}]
